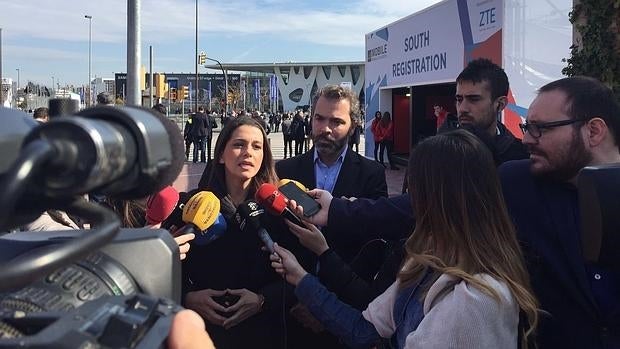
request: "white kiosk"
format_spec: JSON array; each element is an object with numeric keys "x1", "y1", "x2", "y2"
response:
[{"x1": 364, "y1": 0, "x2": 572, "y2": 159}]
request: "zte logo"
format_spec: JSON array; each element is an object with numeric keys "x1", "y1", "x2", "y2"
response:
[{"x1": 479, "y1": 7, "x2": 496, "y2": 27}]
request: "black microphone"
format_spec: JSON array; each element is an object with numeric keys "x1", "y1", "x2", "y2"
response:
[
  {"x1": 235, "y1": 200, "x2": 275, "y2": 253},
  {"x1": 19, "y1": 105, "x2": 185, "y2": 200}
]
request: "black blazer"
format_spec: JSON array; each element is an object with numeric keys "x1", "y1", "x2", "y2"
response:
[
  {"x1": 276, "y1": 147, "x2": 387, "y2": 263},
  {"x1": 275, "y1": 147, "x2": 387, "y2": 200}
]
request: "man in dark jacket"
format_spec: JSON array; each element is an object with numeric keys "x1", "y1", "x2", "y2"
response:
[
  {"x1": 191, "y1": 106, "x2": 209, "y2": 163},
  {"x1": 453, "y1": 58, "x2": 528, "y2": 164}
]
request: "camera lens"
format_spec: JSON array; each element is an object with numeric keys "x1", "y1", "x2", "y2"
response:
[{"x1": 0, "y1": 250, "x2": 138, "y2": 338}]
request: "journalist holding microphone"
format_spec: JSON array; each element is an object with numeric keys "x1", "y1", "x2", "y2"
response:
[
  {"x1": 182, "y1": 116, "x2": 311, "y2": 349},
  {"x1": 271, "y1": 130, "x2": 539, "y2": 348}
]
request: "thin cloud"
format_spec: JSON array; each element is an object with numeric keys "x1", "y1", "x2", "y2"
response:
[{"x1": 0, "y1": 0, "x2": 440, "y2": 46}]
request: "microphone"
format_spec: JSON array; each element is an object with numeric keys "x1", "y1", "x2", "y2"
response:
[
  {"x1": 172, "y1": 191, "x2": 226, "y2": 246},
  {"x1": 145, "y1": 186, "x2": 180, "y2": 225},
  {"x1": 235, "y1": 200, "x2": 275, "y2": 253},
  {"x1": 18, "y1": 106, "x2": 185, "y2": 200},
  {"x1": 278, "y1": 178, "x2": 308, "y2": 192},
  {"x1": 256, "y1": 183, "x2": 304, "y2": 226}
]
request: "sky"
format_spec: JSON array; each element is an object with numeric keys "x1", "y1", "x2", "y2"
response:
[{"x1": 0, "y1": 0, "x2": 442, "y2": 87}]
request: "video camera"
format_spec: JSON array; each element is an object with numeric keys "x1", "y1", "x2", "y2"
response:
[{"x1": 0, "y1": 103, "x2": 185, "y2": 348}]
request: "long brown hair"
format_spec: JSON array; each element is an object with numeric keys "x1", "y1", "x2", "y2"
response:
[
  {"x1": 399, "y1": 130, "x2": 538, "y2": 346},
  {"x1": 205, "y1": 116, "x2": 278, "y2": 194},
  {"x1": 380, "y1": 111, "x2": 391, "y2": 127}
]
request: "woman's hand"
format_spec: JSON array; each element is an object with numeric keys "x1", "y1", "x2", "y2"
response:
[
  {"x1": 222, "y1": 288, "x2": 262, "y2": 329},
  {"x1": 270, "y1": 243, "x2": 308, "y2": 286},
  {"x1": 174, "y1": 233, "x2": 195, "y2": 260},
  {"x1": 184, "y1": 289, "x2": 229, "y2": 326},
  {"x1": 285, "y1": 220, "x2": 329, "y2": 256}
]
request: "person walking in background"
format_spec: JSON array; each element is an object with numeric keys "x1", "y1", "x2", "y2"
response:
[
  {"x1": 191, "y1": 106, "x2": 209, "y2": 163},
  {"x1": 377, "y1": 111, "x2": 399, "y2": 170},
  {"x1": 370, "y1": 111, "x2": 382, "y2": 161},
  {"x1": 274, "y1": 113, "x2": 281, "y2": 133},
  {"x1": 33, "y1": 107, "x2": 49, "y2": 123},
  {"x1": 291, "y1": 111, "x2": 306, "y2": 156},
  {"x1": 184, "y1": 113, "x2": 194, "y2": 161},
  {"x1": 348, "y1": 118, "x2": 363, "y2": 153},
  {"x1": 433, "y1": 104, "x2": 448, "y2": 131},
  {"x1": 281, "y1": 114, "x2": 293, "y2": 159}
]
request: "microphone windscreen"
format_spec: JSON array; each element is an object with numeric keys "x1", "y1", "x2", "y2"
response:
[
  {"x1": 278, "y1": 179, "x2": 308, "y2": 192},
  {"x1": 256, "y1": 183, "x2": 287, "y2": 215},
  {"x1": 194, "y1": 213, "x2": 227, "y2": 246},
  {"x1": 145, "y1": 186, "x2": 180, "y2": 225},
  {"x1": 182, "y1": 191, "x2": 220, "y2": 231},
  {"x1": 161, "y1": 191, "x2": 192, "y2": 230}
]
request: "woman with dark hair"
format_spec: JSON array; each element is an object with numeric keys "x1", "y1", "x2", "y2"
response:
[
  {"x1": 183, "y1": 116, "x2": 311, "y2": 349},
  {"x1": 270, "y1": 130, "x2": 539, "y2": 348}
]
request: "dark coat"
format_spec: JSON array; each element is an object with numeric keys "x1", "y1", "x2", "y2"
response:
[
  {"x1": 182, "y1": 174, "x2": 313, "y2": 349},
  {"x1": 276, "y1": 147, "x2": 387, "y2": 262},
  {"x1": 499, "y1": 159, "x2": 618, "y2": 349},
  {"x1": 190, "y1": 112, "x2": 209, "y2": 138}
]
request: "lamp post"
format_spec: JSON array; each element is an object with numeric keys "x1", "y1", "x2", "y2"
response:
[
  {"x1": 205, "y1": 56, "x2": 228, "y2": 114},
  {"x1": 84, "y1": 15, "x2": 92, "y2": 106},
  {"x1": 51, "y1": 76, "x2": 55, "y2": 94},
  {"x1": 195, "y1": 0, "x2": 199, "y2": 114},
  {"x1": 15, "y1": 68, "x2": 19, "y2": 91}
]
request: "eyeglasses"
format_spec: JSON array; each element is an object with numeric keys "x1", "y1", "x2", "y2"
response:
[{"x1": 519, "y1": 119, "x2": 586, "y2": 138}]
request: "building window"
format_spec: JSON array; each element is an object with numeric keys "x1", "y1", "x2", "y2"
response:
[{"x1": 289, "y1": 88, "x2": 303, "y2": 102}]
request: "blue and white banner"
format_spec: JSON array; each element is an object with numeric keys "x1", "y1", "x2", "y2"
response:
[
  {"x1": 254, "y1": 79, "x2": 260, "y2": 101},
  {"x1": 269, "y1": 75, "x2": 278, "y2": 102}
]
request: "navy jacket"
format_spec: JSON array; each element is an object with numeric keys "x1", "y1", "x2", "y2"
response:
[{"x1": 499, "y1": 159, "x2": 618, "y2": 348}]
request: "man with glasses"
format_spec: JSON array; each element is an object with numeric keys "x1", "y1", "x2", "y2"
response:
[{"x1": 500, "y1": 76, "x2": 620, "y2": 348}]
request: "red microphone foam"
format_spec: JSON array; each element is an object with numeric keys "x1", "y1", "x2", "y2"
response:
[
  {"x1": 256, "y1": 183, "x2": 288, "y2": 215},
  {"x1": 146, "y1": 186, "x2": 180, "y2": 225}
]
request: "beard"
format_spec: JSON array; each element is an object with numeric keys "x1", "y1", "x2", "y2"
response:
[
  {"x1": 458, "y1": 107, "x2": 496, "y2": 132},
  {"x1": 530, "y1": 131, "x2": 593, "y2": 181},
  {"x1": 313, "y1": 132, "x2": 349, "y2": 158}
]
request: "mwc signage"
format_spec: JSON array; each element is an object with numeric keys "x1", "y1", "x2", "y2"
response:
[{"x1": 365, "y1": 0, "x2": 503, "y2": 93}]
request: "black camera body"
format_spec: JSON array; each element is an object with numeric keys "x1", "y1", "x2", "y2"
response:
[
  {"x1": 0, "y1": 228, "x2": 181, "y2": 347},
  {"x1": 0, "y1": 294, "x2": 182, "y2": 348}
]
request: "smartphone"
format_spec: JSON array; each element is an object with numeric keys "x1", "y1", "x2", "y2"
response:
[{"x1": 278, "y1": 181, "x2": 321, "y2": 217}]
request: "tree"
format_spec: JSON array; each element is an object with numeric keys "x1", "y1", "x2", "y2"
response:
[{"x1": 562, "y1": 0, "x2": 620, "y2": 99}]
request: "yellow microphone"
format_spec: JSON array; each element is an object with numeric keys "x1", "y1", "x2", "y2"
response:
[
  {"x1": 172, "y1": 191, "x2": 222, "y2": 242},
  {"x1": 278, "y1": 179, "x2": 308, "y2": 192}
]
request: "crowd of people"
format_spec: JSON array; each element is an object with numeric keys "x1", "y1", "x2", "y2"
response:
[{"x1": 15, "y1": 56, "x2": 620, "y2": 349}]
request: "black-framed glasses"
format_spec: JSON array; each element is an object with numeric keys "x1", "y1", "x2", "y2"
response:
[{"x1": 519, "y1": 119, "x2": 586, "y2": 138}]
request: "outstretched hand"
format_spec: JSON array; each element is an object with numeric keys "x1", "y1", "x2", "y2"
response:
[
  {"x1": 285, "y1": 220, "x2": 328, "y2": 256},
  {"x1": 288, "y1": 189, "x2": 332, "y2": 226},
  {"x1": 270, "y1": 243, "x2": 308, "y2": 286}
]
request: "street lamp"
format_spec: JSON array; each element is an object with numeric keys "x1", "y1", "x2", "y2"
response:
[
  {"x1": 84, "y1": 15, "x2": 92, "y2": 106},
  {"x1": 205, "y1": 56, "x2": 228, "y2": 114},
  {"x1": 15, "y1": 68, "x2": 19, "y2": 91},
  {"x1": 51, "y1": 76, "x2": 55, "y2": 94}
]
